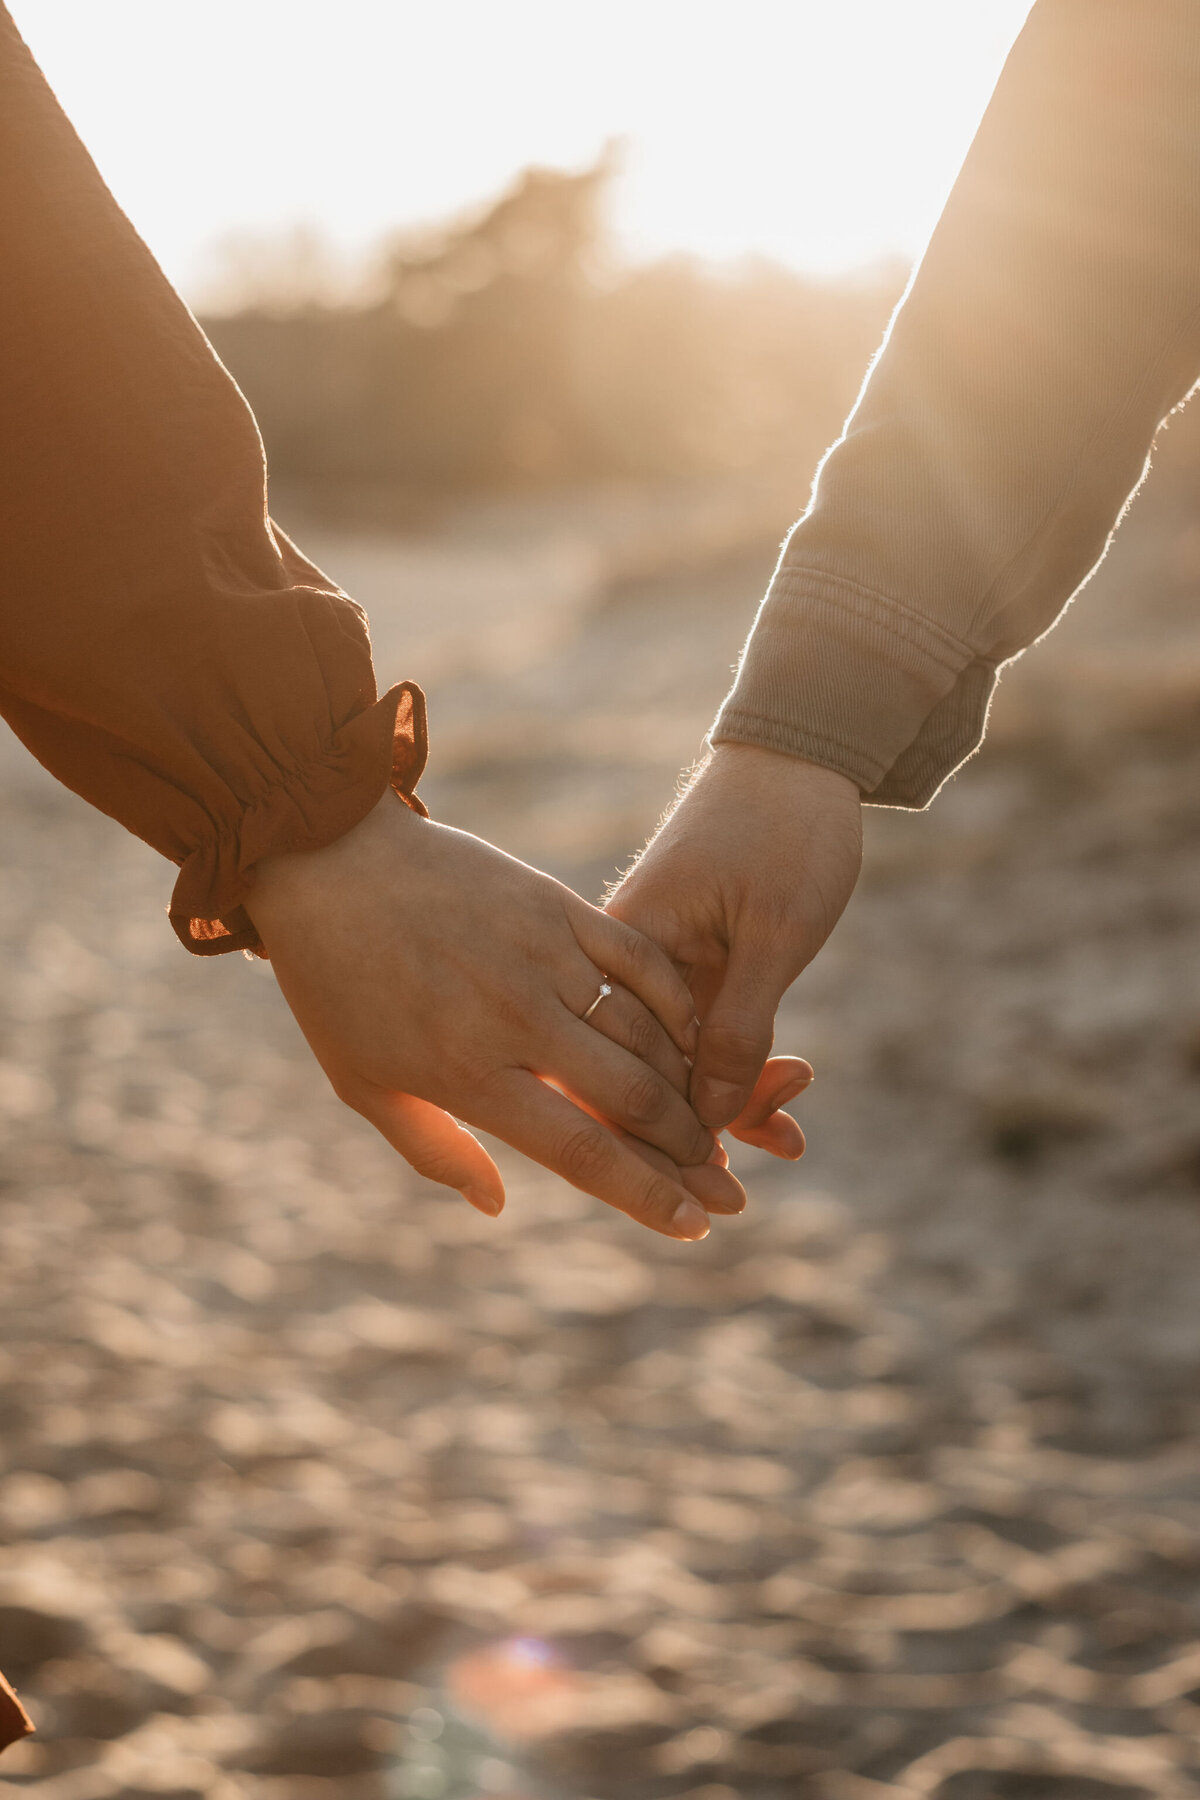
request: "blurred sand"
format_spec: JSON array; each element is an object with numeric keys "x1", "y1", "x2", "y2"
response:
[{"x1": 1, "y1": 465, "x2": 1200, "y2": 1799}]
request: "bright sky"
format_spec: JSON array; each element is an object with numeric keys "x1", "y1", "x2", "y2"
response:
[{"x1": 12, "y1": 1, "x2": 1032, "y2": 301}]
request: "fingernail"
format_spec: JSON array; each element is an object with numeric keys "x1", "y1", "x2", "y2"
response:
[
  {"x1": 671, "y1": 1197, "x2": 710, "y2": 1241},
  {"x1": 464, "y1": 1186, "x2": 503, "y2": 1217},
  {"x1": 694, "y1": 1079, "x2": 743, "y2": 1127},
  {"x1": 685, "y1": 1016, "x2": 700, "y2": 1057}
]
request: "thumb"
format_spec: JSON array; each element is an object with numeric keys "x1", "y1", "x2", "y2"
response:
[{"x1": 690, "y1": 939, "x2": 794, "y2": 1129}]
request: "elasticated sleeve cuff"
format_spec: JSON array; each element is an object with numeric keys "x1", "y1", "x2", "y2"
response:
[
  {"x1": 170, "y1": 681, "x2": 428, "y2": 954},
  {"x1": 710, "y1": 566, "x2": 995, "y2": 808},
  {"x1": 0, "y1": 9, "x2": 432, "y2": 956}
]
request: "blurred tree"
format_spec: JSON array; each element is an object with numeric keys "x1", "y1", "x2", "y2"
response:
[{"x1": 203, "y1": 154, "x2": 904, "y2": 505}]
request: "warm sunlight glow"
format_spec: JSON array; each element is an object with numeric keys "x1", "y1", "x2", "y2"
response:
[{"x1": 12, "y1": 0, "x2": 1031, "y2": 296}]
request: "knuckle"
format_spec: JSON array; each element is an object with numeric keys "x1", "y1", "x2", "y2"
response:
[
  {"x1": 635, "y1": 1173, "x2": 685, "y2": 1226},
  {"x1": 616, "y1": 923, "x2": 652, "y2": 973},
  {"x1": 556, "y1": 1121, "x2": 617, "y2": 1187},
  {"x1": 444, "y1": 1049, "x2": 485, "y2": 1094},
  {"x1": 491, "y1": 985, "x2": 529, "y2": 1035},
  {"x1": 621, "y1": 1069, "x2": 669, "y2": 1126},
  {"x1": 474, "y1": 1064, "x2": 513, "y2": 1105},
  {"x1": 704, "y1": 1019, "x2": 770, "y2": 1076},
  {"x1": 625, "y1": 1008, "x2": 661, "y2": 1063}
]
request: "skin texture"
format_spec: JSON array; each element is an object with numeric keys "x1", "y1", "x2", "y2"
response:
[
  {"x1": 246, "y1": 792, "x2": 751, "y2": 1240},
  {"x1": 607, "y1": 744, "x2": 863, "y2": 1141}
]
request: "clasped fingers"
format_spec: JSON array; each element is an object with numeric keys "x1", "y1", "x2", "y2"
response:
[{"x1": 555, "y1": 1015, "x2": 714, "y2": 1168}]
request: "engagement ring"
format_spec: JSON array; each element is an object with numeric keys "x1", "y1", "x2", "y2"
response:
[{"x1": 581, "y1": 981, "x2": 612, "y2": 1022}]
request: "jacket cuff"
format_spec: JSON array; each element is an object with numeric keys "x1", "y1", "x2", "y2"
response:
[
  {"x1": 168, "y1": 681, "x2": 428, "y2": 955},
  {"x1": 710, "y1": 566, "x2": 995, "y2": 807}
]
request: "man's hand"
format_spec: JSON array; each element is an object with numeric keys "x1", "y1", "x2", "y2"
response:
[
  {"x1": 607, "y1": 744, "x2": 863, "y2": 1137},
  {"x1": 246, "y1": 792, "x2": 747, "y2": 1240}
]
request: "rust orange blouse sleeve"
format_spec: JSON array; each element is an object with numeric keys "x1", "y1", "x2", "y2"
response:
[{"x1": 0, "y1": 6, "x2": 427, "y2": 954}]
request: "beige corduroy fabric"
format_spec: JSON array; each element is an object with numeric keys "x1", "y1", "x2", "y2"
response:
[{"x1": 715, "y1": 0, "x2": 1200, "y2": 805}]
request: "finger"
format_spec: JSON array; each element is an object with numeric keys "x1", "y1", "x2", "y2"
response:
[
  {"x1": 477, "y1": 1071, "x2": 711, "y2": 1241},
  {"x1": 690, "y1": 940, "x2": 793, "y2": 1129},
  {"x1": 731, "y1": 1114, "x2": 806, "y2": 1159},
  {"x1": 727, "y1": 1056, "x2": 812, "y2": 1159},
  {"x1": 569, "y1": 903, "x2": 698, "y2": 1061},
  {"x1": 348, "y1": 1083, "x2": 506, "y2": 1216},
  {"x1": 555, "y1": 1015, "x2": 714, "y2": 1167},
  {"x1": 570, "y1": 1102, "x2": 747, "y2": 1216},
  {"x1": 580, "y1": 982, "x2": 691, "y2": 1096},
  {"x1": 679, "y1": 1156, "x2": 748, "y2": 1214},
  {"x1": 731, "y1": 1057, "x2": 814, "y2": 1130}
]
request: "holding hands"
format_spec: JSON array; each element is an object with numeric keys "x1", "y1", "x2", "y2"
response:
[
  {"x1": 248, "y1": 744, "x2": 861, "y2": 1238},
  {"x1": 248, "y1": 792, "x2": 744, "y2": 1239}
]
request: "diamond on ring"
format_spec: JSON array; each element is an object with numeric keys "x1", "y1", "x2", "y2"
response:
[{"x1": 582, "y1": 981, "x2": 612, "y2": 1022}]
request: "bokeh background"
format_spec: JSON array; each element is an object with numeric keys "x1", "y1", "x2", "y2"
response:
[{"x1": 3, "y1": 5, "x2": 1200, "y2": 1797}]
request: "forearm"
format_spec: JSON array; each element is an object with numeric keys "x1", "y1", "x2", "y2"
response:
[
  {"x1": 0, "y1": 6, "x2": 424, "y2": 952},
  {"x1": 716, "y1": 0, "x2": 1200, "y2": 805}
]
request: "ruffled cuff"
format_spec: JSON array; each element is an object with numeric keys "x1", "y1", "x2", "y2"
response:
[{"x1": 168, "y1": 681, "x2": 428, "y2": 955}]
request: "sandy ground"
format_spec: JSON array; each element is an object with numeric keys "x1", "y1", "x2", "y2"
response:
[{"x1": 1, "y1": 468, "x2": 1200, "y2": 1800}]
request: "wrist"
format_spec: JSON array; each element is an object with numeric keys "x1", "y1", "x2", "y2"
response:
[
  {"x1": 246, "y1": 789, "x2": 422, "y2": 932},
  {"x1": 705, "y1": 741, "x2": 861, "y2": 802}
]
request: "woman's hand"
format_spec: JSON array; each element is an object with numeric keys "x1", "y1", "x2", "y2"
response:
[{"x1": 246, "y1": 793, "x2": 746, "y2": 1239}]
